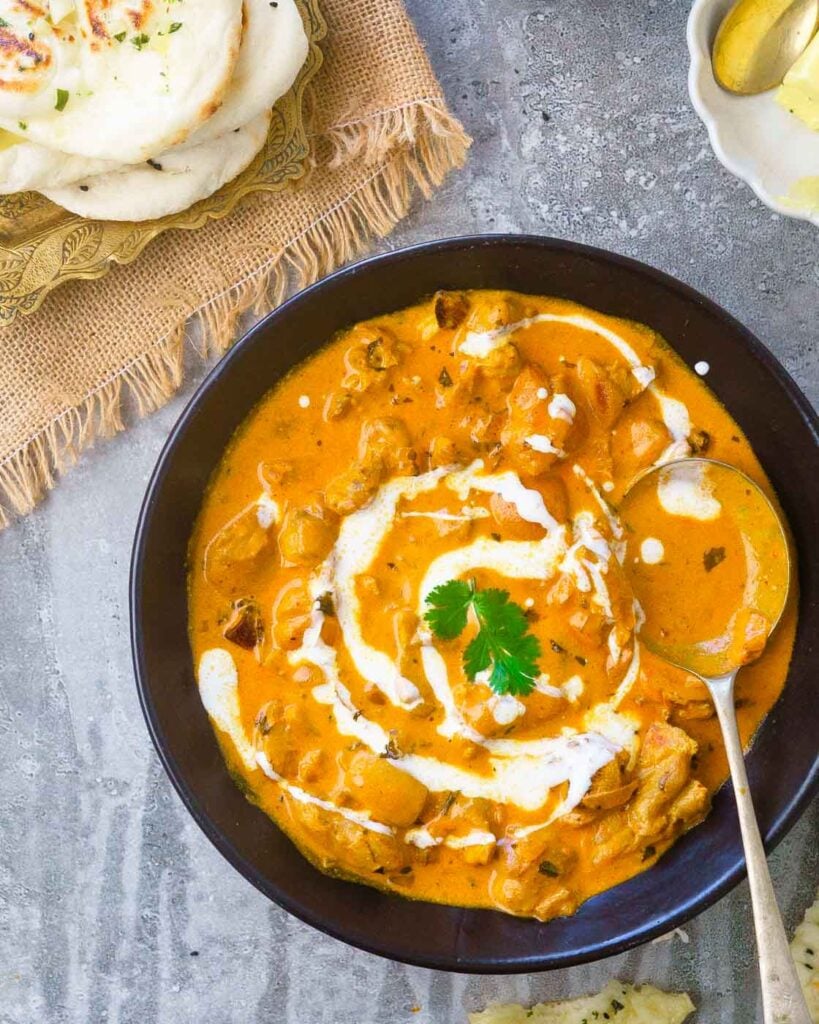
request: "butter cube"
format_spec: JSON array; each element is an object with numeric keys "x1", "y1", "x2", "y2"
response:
[{"x1": 777, "y1": 32, "x2": 819, "y2": 130}]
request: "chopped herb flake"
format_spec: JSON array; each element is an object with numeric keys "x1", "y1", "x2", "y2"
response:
[{"x1": 703, "y1": 546, "x2": 726, "y2": 572}]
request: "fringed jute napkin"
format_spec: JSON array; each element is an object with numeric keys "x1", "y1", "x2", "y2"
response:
[{"x1": 0, "y1": 0, "x2": 469, "y2": 528}]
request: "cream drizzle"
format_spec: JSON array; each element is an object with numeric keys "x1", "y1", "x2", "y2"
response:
[
  {"x1": 220, "y1": 456, "x2": 649, "y2": 833},
  {"x1": 197, "y1": 649, "x2": 257, "y2": 772},
  {"x1": 447, "y1": 461, "x2": 562, "y2": 533},
  {"x1": 657, "y1": 461, "x2": 721, "y2": 521},
  {"x1": 548, "y1": 392, "x2": 576, "y2": 423},
  {"x1": 315, "y1": 467, "x2": 450, "y2": 708},
  {"x1": 405, "y1": 827, "x2": 497, "y2": 850},
  {"x1": 525, "y1": 434, "x2": 566, "y2": 457}
]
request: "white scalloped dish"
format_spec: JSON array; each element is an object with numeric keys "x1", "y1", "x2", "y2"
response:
[{"x1": 688, "y1": 0, "x2": 819, "y2": 227}]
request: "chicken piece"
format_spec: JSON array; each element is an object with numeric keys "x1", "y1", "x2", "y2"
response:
[
  {"x1": 504, "y1": 831, "x2": 577, "y2": 879},
  {"x1": 428, "y1": 435, "x2": 461, "y2": 470},
  {"x1": 271, "y1": 577, "x2": 313, "y2": 650},
  {"x1": 729, "y1": 608, "x2": 770, "y2": 666},
  {"x1": 339, "y1": 750, "x2": 428, "y2": 828},
  {"x1": 534, "y1": 888, "x2": 579, "y2": 921},
  {"x1": 458, "y1": 397, "x2": 502, "y2": 449},
  {"x1": 257, "y1": 460, "x2": 292, "y2": 493},
  {"x1": 591, "y1": 813, "x2": 637, "y2": 865},
  {"x1": 538, "y1": 474, "x2": 570, "y2": 523},
  {"x1": 479, "y1": 342, "x2": 523, "y2": 388},
  {"x1": 325, "y1": 417, "x2": 417, "y2": 516},
  {"x1": 324, "y1": 457, "x2": 382, "y2": 516},
  {"x1": 203, "y1": 501, "x2": 275, "y2": 595},
  {"x1": 575, "y1": 356, "x2": 634, "y2": 429},
  {"x1": 290, "y1": 801, "x2": 412, "y2": 874},
  {"x1": 363, "y1": 333, "x2": 402, "y2": 372},
  {"x1": 489, "y1": 873, "x2": 577, "y2": 922},
  {"x1": 253, "y1": 700, "x2": 312, "y2": 777},
  {"x1": 423, "y1": 794, "x2": 501, "y2": 852},
  {"x1": 340, "y1": 324, "x2": 404, "y2": 394},
  {"x1": 323, "y1": 390, "x2": 353, "y2": 421},
  {"x1": 591, "y1": 722, "x2": 710, "y2": 864},
  {"x1": 458, "y1": 293, "x2": 524, "y2": 337},
  {"x1": 222, "y1": 597, "x2": 264, "y2": 652},
  {"x1": 297, "y1": 749, "x2": 325, "y2": 784},
  {"x1": 278, "y1": 505, "x2": 337, "y2": 566},
  {"x1": 666, "y1": 778, "x2": 709, "y2": 825},
  {"x1": 434, "y1": 290, "x2": 470, "y2": 329},
  {"x1": 358, "y1": 417, "x2": 417, "y2": 475},
  {"x1": 581, "y1": 754, "x2": 637, "y2": 812},
  {"x1": 500, "y1": 365, "x2": 574, "y2": 476},
  {"x1": 628, "y1": 722, "x2": 702, "y2": 838},
  {"x1": 612, "y1": 415, "x2": 672, "y2": 477},
  {"x1": 463, "y1": 842, "x2": 497, "y2": 866}
]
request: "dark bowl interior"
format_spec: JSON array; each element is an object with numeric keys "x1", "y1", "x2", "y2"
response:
[{"x1": 131, "y1": 235, "x2": 819, "y2": 972}]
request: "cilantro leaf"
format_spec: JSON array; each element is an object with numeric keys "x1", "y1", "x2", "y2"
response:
[
  {"x1": 424, "y1": 579, "x2": 473, "y2": 639},
  {"x1": 424, "y1": 579, "x2": 541, "y2": 697},
  {"x1": 488, "y1": 631, "x2": 541, "y2": 696},
  {"x1": 463, "y1": 629, "x2": 491, "y2": 678}
]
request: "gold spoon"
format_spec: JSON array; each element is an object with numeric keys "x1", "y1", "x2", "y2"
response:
[
  {"x1": 621, "y1": 459, "x2": 810, "y2": 1024},
  {"x1": 713, "y1": 0, "x2": 819, "y2": 94}
]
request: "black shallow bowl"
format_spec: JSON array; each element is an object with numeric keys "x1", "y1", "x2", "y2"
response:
[{"x1": 131, "y1": 235, "x2": 819, "y2": 972}]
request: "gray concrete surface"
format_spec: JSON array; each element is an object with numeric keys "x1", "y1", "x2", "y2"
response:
[{"x1": 1, "y1": 1, "x2": 817, "y2": 1021}]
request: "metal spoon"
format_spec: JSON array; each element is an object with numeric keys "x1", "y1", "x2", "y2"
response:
[
  {"x1": 621, "y1": 458, "x2": 810, "y2": 1024},
  {"x1": 713, "y1": 0, "x2": 818, "y2": 94}
]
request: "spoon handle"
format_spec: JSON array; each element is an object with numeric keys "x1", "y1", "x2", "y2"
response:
[{"x1": 710, "y1": 675, "x2": 811, "y2": 1024}]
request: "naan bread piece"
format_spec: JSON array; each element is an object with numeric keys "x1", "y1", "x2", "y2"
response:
[
  {"x1": 791, "y1": 890, "x2": 819, "y2": 1021},
  {"x1": 469, "y1": 981, "x2": 695, "y2": 1024},
  {"x1": 43, "y1": 112, "x2": 270, "y2": 222},
  {"x1": 0, "y1": 1, "x2": 243, "y2": 164},
  {"x1": 0, "y1": 131, "x2": 116, "y2": 194},
  {"x1": 185, "y1": 0, "x2": 308, "y2": 146}
]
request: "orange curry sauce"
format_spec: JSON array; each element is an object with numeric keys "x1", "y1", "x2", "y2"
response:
[{"x1": 188, "y1": 290, "x2": 796, "y2": 921}]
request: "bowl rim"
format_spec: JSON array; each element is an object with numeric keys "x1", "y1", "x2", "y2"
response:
[
  {"x1": 687, "y1": 0, "x2": 819, "y2": 228},
  {"x1": 130, "y1": 232, "x2": 819, "y2": 972}
]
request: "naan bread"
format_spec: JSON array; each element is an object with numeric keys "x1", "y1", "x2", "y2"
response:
[
  {"x1": 0, "y1": 131, "x2": 116, "y2": 194},
  {"x1": 469, "y1": 981, "x2": 695, "y2": 1024},
  {"x1": 43, "y1": 112, "x2": 270, "y2": 221},
  {"x1": 0, "y1": 1, "x2": 243, "y2": 163},
  {"x1": 185, "y1": 0, "x2": 308, "y2": 146},
  {"x1": 791, "y1": 890, "x2": 819, "y2": 1022}
]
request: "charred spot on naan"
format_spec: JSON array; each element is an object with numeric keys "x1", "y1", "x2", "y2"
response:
[
  {"x1": 82, "y1": 0, "x2": 155, "y2": 40},
  {"x1": 0, "y1": 19, "x2": 53, "y2": 94}
]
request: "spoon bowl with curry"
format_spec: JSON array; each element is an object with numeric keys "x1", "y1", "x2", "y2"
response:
[{"x1": 622, "y1": 458, "x2": 809, "y2": 1024}]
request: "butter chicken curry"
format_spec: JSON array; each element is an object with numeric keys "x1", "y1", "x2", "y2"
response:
[{"x1": 188, "y1": 290, "x2": 796, "y2": 921}]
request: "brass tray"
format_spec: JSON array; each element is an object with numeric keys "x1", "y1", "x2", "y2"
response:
[{"x1": 0, "y1": 0, "x2": 326, "y2": 327}]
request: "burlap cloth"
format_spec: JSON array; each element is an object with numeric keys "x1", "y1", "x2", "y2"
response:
[{"x1": 0, "y1": 0, "x2": 470, "y2": 528}]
